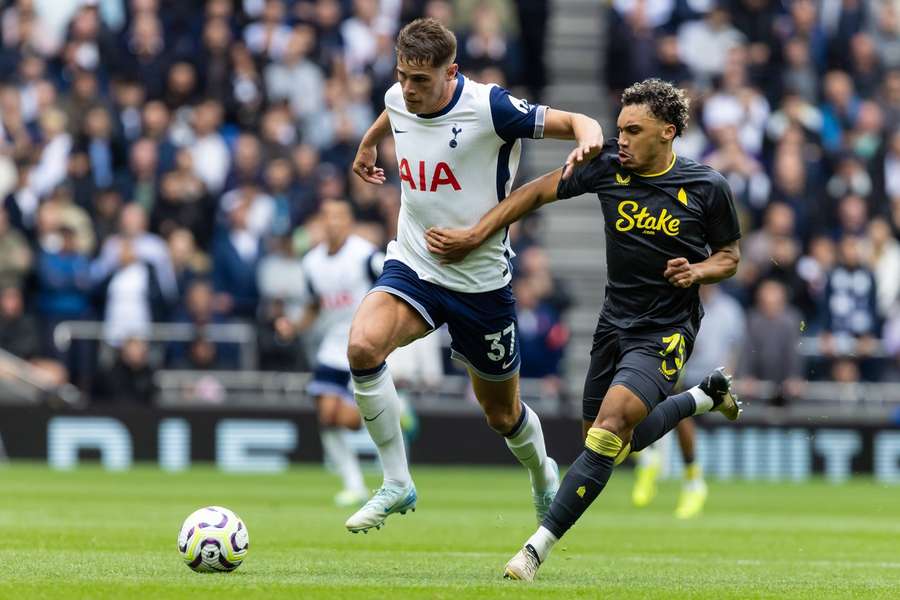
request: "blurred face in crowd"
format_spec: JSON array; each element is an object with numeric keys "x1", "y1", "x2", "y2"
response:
[
  {"x1": 0, "y1": 286, "x2": 24, "y2": 318},
  {"x1": 774, "y1": 149, "x2": 805, "y2": 194},
  {"x1": 868, "y1": 217, "x2": 893, "y2": 249},
  {"x1": 292, "y1": 144, "x2": 319, "y2": 178},
  {"x1": 120, "y1": 204, "x2": 148, "y2": 237},
  {"x1": 190, "y1": 338, "x2": 217, "y2": 368},
  {"x1": 353, "y1": 0, "x2": 377, "y2": 22},
  {"x1": 168, "y1": 228, "x2": 196, "y2": 268},
  {"x1": 424, "y1": 0, "x2": 453, "y2": 25},
  {"x1": 809, "y1": 236, "x2": 836, "y2": 270},
  {"x1": 142, "y1": 101, "x2": 170, "y2": 137},
  {"x1": 84, "y1": 106, "x2": 111, "y2": 138},
  {"x1": 283, "y1": 26, "x2": 314, "y2": 62},
  {"x1": 321, "y1": 199, "x2": 354, "y2": 249},
  {"x1": 823, "y1": 71, "x2": 854, "y2": 110},
  {"x1": 265, "y1": 159, "x2": 293, "y2": 193},
  {"x1": 756, "y1": 280, "x2": 787, "y2": 318},
  {"x1": 315, "y1": 0, "x2": 342, "y2": 29},
  {"x1": 121, "y1": 337, "x2": 149, "y2": 369},
  {"x1": 203, "y1": 18, "x2": 232, "y2": 53},
  {"x1": 838, "y1": 236, "x2": 862, "y2": 268},
  {"x1": 838, "y1": 195, "x2": 867, "y2": 233},
  {"x1": 764, "y1": 202, "x2": 795, "y2": 237},
  {"x1": 396, "y1": 56, "x2": 458, "y2": 115},
  {"x1": 187, "y1": 281, "x2": 214, "y2": 319},
  {"x1": 615, "y1": 103, "x2": 676, "y2": 173},
  {"x1": 831, "y1": 358, "x2": 860, "y2": 383},
  {"x1": 130, "y1": 138, "x2": 158, "y2": 175},
  {"x1": 96, "y1": 188, "x2": 123, "y2": 221},
  {"x1": 770, "y1": 236, "x2": 799, "y2": 268},
  {"x1": 234, "y1": 133, "x2": 262, "y2": 174},
  {"x1": 167, "y1": 62, "x2": 197, "y2": 98}
]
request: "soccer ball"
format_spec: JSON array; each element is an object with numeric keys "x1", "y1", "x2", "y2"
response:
[{"x1": 177, "y1": 506, "x2": 249, "y2": 572}]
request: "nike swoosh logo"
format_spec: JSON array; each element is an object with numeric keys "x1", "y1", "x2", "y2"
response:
[
  {"x1": 364, "y1": 409, "x2": 386, "y2": 422},
  {"x1": 502, "y1": 356, "x2": 518, "y2": 370},
  {"x1": 393, "y1": 128, "x2": 408, "y2": 134}
]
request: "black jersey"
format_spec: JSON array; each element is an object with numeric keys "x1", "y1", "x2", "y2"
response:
[{"x1": 557, "y1": 138, "x2": 741, "y2": 330}]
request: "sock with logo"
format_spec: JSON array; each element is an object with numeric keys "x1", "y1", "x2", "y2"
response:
[
  {"x1": 541, "y1": 428, "x2": 623, "y2": 542},
  {"x1": 351, "y1": 363, "x2": 410, "y2": 488},
  {"x1": 504, "y1": 402, "x2": 555, "y2": 492}
]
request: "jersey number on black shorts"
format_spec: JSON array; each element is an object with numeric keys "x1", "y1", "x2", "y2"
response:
[{"x1": 659, "y1": 332, "x2": 686, "y2": 380}]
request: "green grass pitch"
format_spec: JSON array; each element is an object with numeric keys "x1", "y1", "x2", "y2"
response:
[{"x1": 1, "y1": 463, "x2": 899, "y2": 599}]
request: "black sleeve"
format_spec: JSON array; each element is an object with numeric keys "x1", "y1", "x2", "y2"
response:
[
  {"x1": 705, "y1": 173, "x2": 742, "y2": 247},
  {"x1": 556, "y1": 139, "x2": 617, "y2": 200},
  {"x1": 556, "y1": 156, "x2": 606, "y2": 200}
]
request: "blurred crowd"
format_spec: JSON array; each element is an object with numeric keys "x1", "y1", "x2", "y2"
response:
[
  {"x1": 0, "y1": 0, "x2": 566, "y2": 403},
  {"x1": 607, "y1": 0, "x2": 900, "y2": 400}
]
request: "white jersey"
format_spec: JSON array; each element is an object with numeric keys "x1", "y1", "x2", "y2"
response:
[
  {"x1": 302, "y1": 235, "x2": 383, "y2": 370},
  {"x1": 384, "y1": 73, "x2": 547, "y2": 292}
]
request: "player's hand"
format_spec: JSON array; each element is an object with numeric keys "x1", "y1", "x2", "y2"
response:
[
  {"x1": 562, "y1": 136, "x2": 604, "y2": 179},
  {"x1": 664, "y1": 257, "x2": 699, "y2": 288},
  {"x1": 352, "y1": 145, "x2": 386, "y2": 185},
  {"x1": 424, "y1": 227, "x2": 480, "y2": 264}
]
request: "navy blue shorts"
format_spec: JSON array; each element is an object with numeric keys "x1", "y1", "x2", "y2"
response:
[
  {"x1": 372, "y1": 260, "x2": 520, "y2": 381},
  {"x1": 307, "y1": 364, "x2": 352, "y2": 399}
]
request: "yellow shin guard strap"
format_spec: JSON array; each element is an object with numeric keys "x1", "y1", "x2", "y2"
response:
[
  {"x1": 585, "y1": 428, "x2": 624, "y2": 458},
  {"x1": 614, "y1": 442, "x2": 631, "y2": 466}
]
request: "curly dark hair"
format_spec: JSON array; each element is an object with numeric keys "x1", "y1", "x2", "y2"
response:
[{"x1": 621, "y1": 79, "x2": 690, "y2": 137}]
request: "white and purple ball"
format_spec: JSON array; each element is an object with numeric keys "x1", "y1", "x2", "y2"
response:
[{"x1": 177, "y1": 506, "x2": 249, "y2": 572}]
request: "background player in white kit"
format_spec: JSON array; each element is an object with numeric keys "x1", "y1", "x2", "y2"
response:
[
  {"x1": 278, "y1": 198, "x2": 384, "y2": 508},
  {"x1": 343, "y1": 18, "x2": 604, "y2": 533}
]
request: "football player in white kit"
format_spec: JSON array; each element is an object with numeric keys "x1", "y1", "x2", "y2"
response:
[
  {"x1": 343, "y1": 18, "x2": 604, "y2": 533},
  {"x1": 280, "y1": 198, "x2": 384, "y2": 507}
]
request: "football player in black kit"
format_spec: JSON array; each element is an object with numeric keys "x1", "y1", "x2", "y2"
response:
[{"x1": 424, "y1": 79, "x2": 743, "y2": 581}]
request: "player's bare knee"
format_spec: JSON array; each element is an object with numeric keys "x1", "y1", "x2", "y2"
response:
[
  {"x1": 347, "y1": 336, "x2": 385, "y2": 370},
  {"x1": 484, "y1": 405, "x2": 518, "y2": 434},
  {"x1": 594, "y1": 416, "x2": 633, "y2": 441}
]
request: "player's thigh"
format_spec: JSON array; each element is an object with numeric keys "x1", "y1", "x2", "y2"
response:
[
  {"x1": 470, "y1": 369, "x2": 519, "y2": 416},
  {"x1": 348, "y1": 291, "x2": 431, "y2": 365},
  {"x1": 592, "y1": 384, "x2": 650, "y2": 442}
]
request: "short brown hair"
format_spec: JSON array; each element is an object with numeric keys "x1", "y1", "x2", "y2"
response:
[
  {"x1": 395, "y1": 18, "x2": 456, "y2": 67},
  {"x1": 621, "y1": 79, "x2": 690, "y2": 137}
]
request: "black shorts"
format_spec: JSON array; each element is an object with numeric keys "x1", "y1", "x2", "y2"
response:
[{"x1": 582, "y1": 317, "x2": 698, "y2": 421}]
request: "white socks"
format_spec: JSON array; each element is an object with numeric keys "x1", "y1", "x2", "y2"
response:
[
  {"x1": 504, "y1": 403, "x2": 554, "y2": 492},
  {"x1": 320, "y1": 428, "x2": 365, "y2": 494},
  {"x1": 352, "y1": 364, "x2": 411, "y2": 488},
  {"x1": 526, "y1": 526, "x2": 559, "y2": 563},
  {"x1": 689, "y1": 386, "x2": 714, "y2": 415}
]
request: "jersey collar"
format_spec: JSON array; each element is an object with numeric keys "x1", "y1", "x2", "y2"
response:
[
  {"x1": 635, "y1": 152, "x2": 677, "y2": 178},
  {"x1": 417, "y1": 73, "x2": 465, "y2": 119}
]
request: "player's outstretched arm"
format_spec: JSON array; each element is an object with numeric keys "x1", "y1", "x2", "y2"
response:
[
  {"x1": 664, "y1": 240, "x2": 741, "y2": 288},
  {"x1": 543, "y1": 110, "x2": 604, "y2": 179},
  {"x1": 425, "y1": 167, "x2": 563, "y2": 263},
  {"x1": 352, "y1": 110, "x2": 391, "y2": 185}
]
